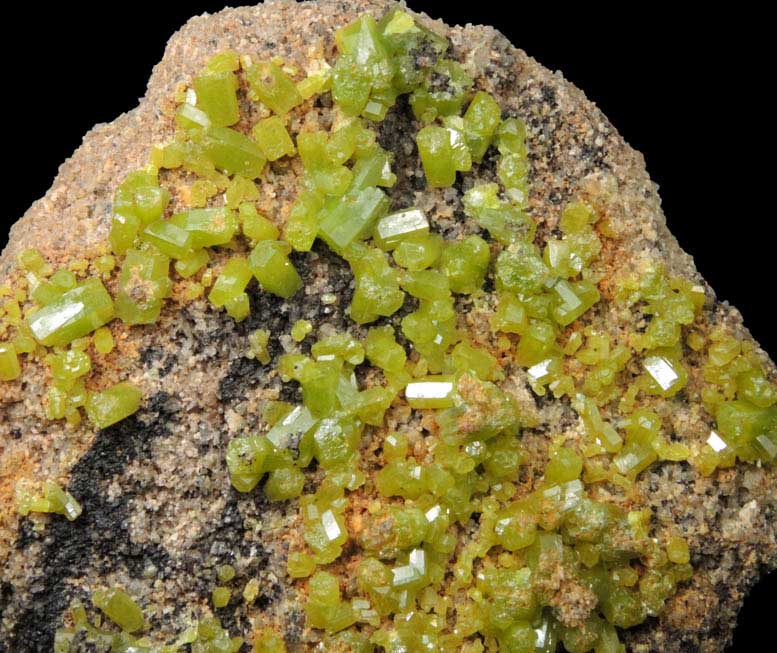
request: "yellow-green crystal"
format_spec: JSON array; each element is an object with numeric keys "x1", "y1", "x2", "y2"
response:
[
  {"x1": 194, "y1": 69, "x2": 240, "y2": 128},
  {"x1": 116, "y1": 248, "x2": 172, "y2": 325},
  {"x1": 92, "y1": 326, "x2": 114, "y2": 354},
  {"x1": 140, "y1": 220, "x2": 192, "y2": 258},
  {"x1": 212, "y1": 586, "x2": 231, "y2": 608},
  {"x1": 0, "y1": 342, "x2": 21, "y2": 381},
  {"x1": 92, "y1": 587, "x2": 145, "y2": 633},
  {"x1": 249, "y1": 240, "x2": 303, "y2": 299},
  {"x1": 292, "y1": 319, "x2": 313, "y2": 342},
  {"x1": 27, "y1": 278, "x2": 115, "y2": 347},
  {"x1": 245, "y1": 61, "x2": 303, "y2": 115},
  {"x1": 253, "y1": 115, "x2": 296, "y2": 160},
  {"x1": 85, "y1": 382, "x2": 142, "y2": 429}
]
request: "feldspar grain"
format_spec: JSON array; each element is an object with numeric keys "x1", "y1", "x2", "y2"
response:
[{"x1": 0, "y1": 1, "x2": 775, "y2": 652}]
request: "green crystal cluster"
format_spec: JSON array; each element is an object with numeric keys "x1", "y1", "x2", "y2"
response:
[
  {"x1": 15, "y1": 480, "x2": 82, "y2": 521},
  {"x1": 54, "y1": 595, "x2": 244, "y2": 653},
  {"x1": 0, "y1": 5, "x2": 771, "y2": 653}
]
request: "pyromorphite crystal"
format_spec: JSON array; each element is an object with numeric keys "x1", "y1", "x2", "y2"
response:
[
  {"x1": 15, "y1": 479, "x2": 82, "y2": 521},
  {"x1": 140, "y1": 219, "x2": 194, "y2": 259},
  {"x1": 249, "y1": 240, "x2": 303, "y2": 299},
  {"x1": 642, "y1": 352, "x2": 688, "y2": 397},
  {"x1": 175, "y1": 248, "x2": 209, "y2": 278},
  {"x1": 194, "y1": 69, "x2": 240, "y2": 128},
  {"x1": 245, "y1": 61, "x2": 303, "y2": 115},
  {"x1": 201, "y1": 127, "x2": 266, "y2": 178},
  {"x1": 372, "y1": 208, "x2": 429, "y2": 250},
  {"x1": 209, "y1": 257, "x2": 253, "y2": 308},
  {"x1": 417, "y1": 124, "x2": 471, "y2": 187},
  {"x1": 171, "y1": 207, "x2": 239, "y2": 248},
  {"x1": 212, "y1": 586, "x2": 231, "y2": 608},
  {"x1": 109, "y1": 171, "x2": 171, "y2": 255},
  {"x1": 305, "y1": 571, "x2": 356, "y2": 633},
  {"x1": 27, "y1": 278, "x2": 115, "y2": 347},
  {"x1": 318, "y1": 187, "x2": 390, "y2": 252},
  {"x1": 439, "y1": 235, "x2": 491, "y2": 294},
  {"x1": 253, "y1": 115, "x2": 296, "y2": 160},
  {"x1": 292, "y1": 319, "x2": 313, "y2": 342},
  {"x1": 410, "y1": 59, "x2": 473, "y2": 121},
  {"x1": 350, "y1": 147, "x2": 396, "y2": 190},
  {"x1": 225, "y1": 175, "x2": 260, "y2": 209},
  {"x1": 116, "y1": 248, "x2": 172, "y2": 325},
  {"x1": 365, "y1": 325, "x2": 406, "y2": 373},
  {"x1": 85, "y1": 382, "x2": 142, "y2": 429},
  {"x1": 345, "y1": 243, "x2": 405, "y2": 323},
  {"x1": 176, "y1": 102, "x2": 212, "y2": 130},
  {"x1": 392, "y1": 232, "x2": 443, "y2": 271},
  {"x1": 312, "y1": 333, "x2": 365, "y2": 365},
  {"x1": 400, "y1": 269, "x2": 450, "y2": 301},
  {"x1": 551, "y1": 279, "x2": 600, "y2": 326},
  {"x1": 248, "y1": 329, "x2": 272, "y2": 364},
  {"x1": 0, "y1": 342, "x2": 21, "y2": 381},
  {"x1": 48, "y1": 350, "x2": 91, "y2": 382},
  {"x1": 496, "y1": 243, "x2": 550, "y2": 296},
  {"x1": 463, "y1": 91, "x2": 501, "y2": 162},
  {"x1": 240, "y1": 203, "x2": 280, "y2": 242},
  {"x1": 17, "y1": 248, "x2": 50, "y2": 274},
  {"x1": 265, "y1": 466, "x2": 305, "y2": 500},
  {"x1": 92, "y1": 587, "x2": 145, "y2": 633},
  {"x1": 463, "y1": 183, "x2": 536, "y2": 244}
]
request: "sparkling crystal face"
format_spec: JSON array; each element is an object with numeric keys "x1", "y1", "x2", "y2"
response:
[
  {"x1": 707, "y1": 430, "x2": 728, "y2": 453},
  {"x1": 642, "y1": 355, "x2": 680, "y2": 391},
  {"x1": 3, "y1": 5, "x2": 775, "y2": 652}
]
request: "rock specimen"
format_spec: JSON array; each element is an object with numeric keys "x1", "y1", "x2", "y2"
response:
[{"x1": 1, "y1": 1, "x2": 775, "y2": 652}]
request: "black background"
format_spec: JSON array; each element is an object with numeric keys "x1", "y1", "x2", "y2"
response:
[{"x1": 1, "y1": 2, "x2": 773, "y2": 650}]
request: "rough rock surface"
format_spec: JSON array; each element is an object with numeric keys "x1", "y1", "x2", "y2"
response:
[{"x1": 1, "y1": 1, "x2": 775, "y2": 652}]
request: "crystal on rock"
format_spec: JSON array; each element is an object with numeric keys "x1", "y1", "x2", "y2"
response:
[
  {"x1": 27, "y1": 278, "x2": 115, "y2": 347},
  {"x1": 372, "y1": 208, "x2": 429, "y2": 251}
]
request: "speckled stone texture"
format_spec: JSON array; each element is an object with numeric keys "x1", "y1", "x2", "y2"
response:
[{"x1": 0, "y1": 1, "x2": 775, "y2": 651}]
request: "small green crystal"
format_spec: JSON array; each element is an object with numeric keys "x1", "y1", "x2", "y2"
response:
[
  {"x1": 0, "y1": 342, "x2": 21, "y2": 381},
  {"x1": 417, "y1": 124, "x2": 471, "y2": 188},
  {"x1": 253, "y1": 115, "x2": 296, "y2": 160},
  {"x1": 392, "y1": 232, "x2": 444, "y2": 271},
  {"x1": 345, "y1": 243, "x2": 405, "y2": 324},
  {"x1": 439, "y1": 235, "x2": 491, "y2": 294},
  {"x1": 212, "y1": 586, "x2": 231, "y2": 608},
  {"x1": 116, "y1": 248, "x2": 172, "y2": 325},
  {"x1": 194, "y1": 69, "x2": 240, "y2": 128},
  {"x1": 15, "y1": 479, "x2": 82, "y2": 521},
  {"x1": 141, "y1": 220, "x2": 194, "y2": 259},
  {"x1": 463, "y1": 91, "x2": 501, "y2": 162},
  {"x1": 240, "y1": 203, "x2": 280, "y2": 242},
  {"x1": 372, "y1": 208, "x2": 429, "y2": 251},
  {"x1": 85, "y1": 382, "x2": 142, "y2": 429},
  {"x1": 27, "y1": 278, "x2": 115, "y2": 347},
  {"x1": 201, "y1": 127, "x2": 267, "y2": 179},
  {"x1": 175, "y1": 248, "x2": 209, "y2": 279},
  {"x1": 209, "y1": 257, "x2": 253, "y2": 309},
  {"x1": 410, "y1": 59, "x2": 473, "y2": 121},
  {"x1": 170, "y1": 207, "x2": 239, "y2": 248},
  {"x1": 405, "y1": 375, "x2": 455, "y2": 409},
  {"x1": 318, "y1": 187, "x2": 390, "y2": 252},
  {"x1": 92, "y1": 587, "x2": 145, "y2": 633},
  {"x1": 249, "y1": 241, "x2": 303, "y2": 299},
  {"x1": 245, "y1": 61, "x2": 303, "y2": 115}
]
